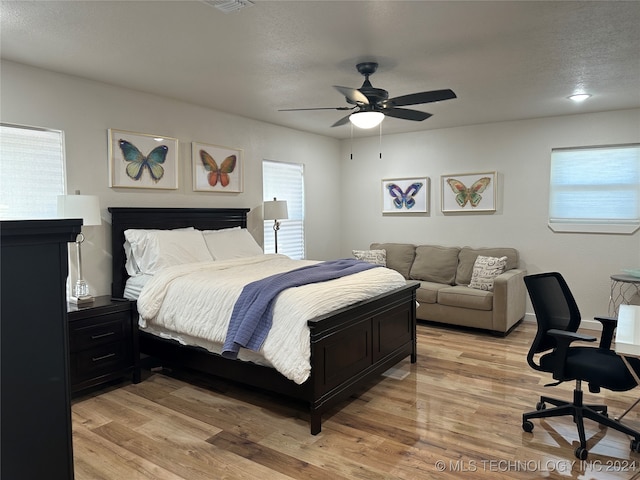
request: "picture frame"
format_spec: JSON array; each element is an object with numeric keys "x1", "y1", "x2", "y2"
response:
[
  {"x1": 192, "y1": 142, "x2": 243, "y2": 193},
  {"x1": 441, "y1": 171, "x2": 496, "y2": 213},
  {"x1": 381, "y1": 177, "x2": 429, "y2": 214},
  {"x1": 108, "y1": 129, "x2": 178, "y2": 189}
]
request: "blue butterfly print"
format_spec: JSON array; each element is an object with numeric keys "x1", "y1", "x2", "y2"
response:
[
  {"x1": 387, "y1": 182, "x2": 423, "y2": 209},
  {"x1": 118, "y1": 139, "x2": 168, "y2": 183}
]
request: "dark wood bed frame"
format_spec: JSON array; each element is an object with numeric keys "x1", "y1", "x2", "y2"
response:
[{"x1": 109, "y1": 207, "x2": 418, "y2": 434}]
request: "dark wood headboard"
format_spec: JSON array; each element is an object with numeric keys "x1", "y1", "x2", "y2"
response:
[{"x1": 108, "y1": 207, "x2": 250, "y2": 298}]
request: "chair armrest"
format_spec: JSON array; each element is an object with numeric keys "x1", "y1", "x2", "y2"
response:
[
  {"x1": 546, "y1": 329, "x2": 596, "y2": 380},
  {"x1": 594, "y1": 316, "x2": 618, "y2": 350},
  {"x1": 548, "y1": 329, "x2": 597, "y2": 344}
]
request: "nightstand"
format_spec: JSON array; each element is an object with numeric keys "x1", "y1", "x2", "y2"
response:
[{"x1": 68, "y1": 295, "x2": 140, "y2": 394}]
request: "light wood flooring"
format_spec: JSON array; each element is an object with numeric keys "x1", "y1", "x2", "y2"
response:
[{"x1": 72, "y1": 321, "x2": 640, "y2": 479}]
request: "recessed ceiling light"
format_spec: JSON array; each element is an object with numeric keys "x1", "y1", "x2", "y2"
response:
[{"x1": 568, "y1": 93, "x2": 591, "y2": 102}]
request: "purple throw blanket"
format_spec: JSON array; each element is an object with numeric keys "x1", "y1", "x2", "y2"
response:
[{"x1": 221, "y1": 258, "x2": 380, "y2": 359}]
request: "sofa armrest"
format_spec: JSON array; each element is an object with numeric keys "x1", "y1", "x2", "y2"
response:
[{"x1": 492, "y1": 268, "x2": 527, "y2": 333}]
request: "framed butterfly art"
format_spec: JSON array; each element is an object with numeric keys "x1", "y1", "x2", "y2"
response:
[
  {"x1": 441, "y1": 171, "x2": 496, "y2": 213},
  {"x1": 382, "y1": 177, "x2": 429, "y2": 214},
  {"x1": 192, "y1": 142, "x2": 243, "y2": 193},
  {"x1": 108, "y1": 129, "x2": 179, "y2": 189}
]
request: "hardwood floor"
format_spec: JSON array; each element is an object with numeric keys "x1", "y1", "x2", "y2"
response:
[{"x1": 72, "y1": 321, "x2": 640, "y2": 479}]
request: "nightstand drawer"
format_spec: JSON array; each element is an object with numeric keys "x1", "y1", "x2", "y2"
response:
[
  {"x1": 69, "y1": 312, "x2": 129, "y2": 353},
  {"x1": 71, "y1": 342, "x2": 127, "y2": 381}
]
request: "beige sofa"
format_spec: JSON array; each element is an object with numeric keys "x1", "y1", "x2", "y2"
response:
[{"x1": 370, "y1": 243, "x2": 527, "y2": 335}]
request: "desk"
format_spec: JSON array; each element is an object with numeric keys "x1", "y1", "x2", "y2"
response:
[
  {"x1": 610, "y1": 274, "x2": 640, "y2": 317},
  {"x1": 614, "y1": 304, "x2": 640, "y2": 420}
]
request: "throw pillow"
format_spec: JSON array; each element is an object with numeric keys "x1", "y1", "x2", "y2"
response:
[
  {"x1": 352, "y1": 249, "x2": 387, "y2": 266},
  {"x1": 469, "y1": 255, "x2": 508, "y2": 291}
]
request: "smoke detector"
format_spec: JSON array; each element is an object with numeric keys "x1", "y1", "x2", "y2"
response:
[{"x1": 201, "y1": 0, "x2": 254, "y2": 14}]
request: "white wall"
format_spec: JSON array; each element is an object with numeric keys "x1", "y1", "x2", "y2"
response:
[
  {"x1": 339, "y1": 110, "x2": 640, "y2": 322},
  {"x1": 0, "y1": 60, "x2": 342, "y2": 296}
]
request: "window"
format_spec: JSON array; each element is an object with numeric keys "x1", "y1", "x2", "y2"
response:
[
  {"x1": 0, "y1": 123, "x2": 65, "y2": 219},
  {"x1": 263, "y1": 160, "x2": 305, "y2": 259},
  {"x1": 549, "y1": 144, "x2": 640, "y2": 234}
]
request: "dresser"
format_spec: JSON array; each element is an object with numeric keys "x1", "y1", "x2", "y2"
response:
[
  {"x1": 1, "y1": 219, "x2": 81, "y2": 480},
  {"x1": 68, "y1": 296, "x2": 140, "y2": 393}
]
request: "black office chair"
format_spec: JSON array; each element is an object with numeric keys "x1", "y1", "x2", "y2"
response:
[{"x1": 522, "y1": 272, "x2": 640, "y2": 460}]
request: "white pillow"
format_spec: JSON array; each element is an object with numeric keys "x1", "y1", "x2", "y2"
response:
[
  {"x1": 124, "y1": 228, "x2": 213, "y2": 275},
  {"x1": 469, "y1": 255, "x2": 508, "y2": 291},
  {"x1": 352, "y1": 249, "x2": 387, "y2": 266},
  {"x1": 124, "y1": 227, "x2": 195, "y2": 275},
  {"x1": 203, "y1": 228, "x2": 263, "y2": 260},
  {"x1": 200, "y1": 226, "x2": 241, "y2": 235}
]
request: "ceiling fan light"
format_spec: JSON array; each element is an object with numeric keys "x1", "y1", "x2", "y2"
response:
[{"x1": 349, "y1": 111, "x2": 385, "y2": 129}]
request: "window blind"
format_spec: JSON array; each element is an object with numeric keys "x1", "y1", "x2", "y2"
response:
[
  {"x1": 263, "y1": 160, "x2": 305, "y2": 259},
  {"x1": 549, "y1": 144, "x2": 640, "y2": 233},
  {"x1": 0, "y1": 123, "x2": 66, "y2": 220}
]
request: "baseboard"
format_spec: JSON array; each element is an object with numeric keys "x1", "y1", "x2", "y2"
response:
[{"x1": 523, "y1": 312, "x2": 602, "y2": 332}]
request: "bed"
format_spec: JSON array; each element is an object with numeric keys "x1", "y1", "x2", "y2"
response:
[{"x1": 109, "y1": 207, "x2": 418, "y2": 434}]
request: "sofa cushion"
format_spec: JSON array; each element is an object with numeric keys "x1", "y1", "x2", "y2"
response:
[
  {"x1": 410, "y1": 245, "x2": 460, "y2": 285},
  {"x1": 456, "y1": 247, "x2": 519, "y2": 285},
  {"x1": 469, "y1": 255, "x2": 508, "y2": 291},
  {"x1": 370, "y1": 243, "x2": 415, "y2": 279},
  {"x1": 438, "y1": 285, "x2": 494, "y2": 311},
  {"x1": 414, "y1": 281, "x2": 450, "y2": 304},
  {"x1": 352, "y1": 249, "x2": 386, "y2": 266}
]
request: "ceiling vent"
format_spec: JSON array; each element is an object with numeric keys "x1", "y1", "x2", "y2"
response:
[{"x1": 201, "y1": 0, "x2": 254, "y2": 14}]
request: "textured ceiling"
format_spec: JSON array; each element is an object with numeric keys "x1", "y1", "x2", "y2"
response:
[{"x1": 1, "y1": 0, "x2": 639, "y2": 139}]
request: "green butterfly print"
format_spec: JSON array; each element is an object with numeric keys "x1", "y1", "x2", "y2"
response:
[
  {"x1": 447, "y1": 177, "x2": 491, "y2": 207},
  {"x1": 118, "y1": 139, "x2": 168, "y2": 183}
]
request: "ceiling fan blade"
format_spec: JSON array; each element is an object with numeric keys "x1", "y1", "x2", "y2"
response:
[
  {"x1": 387, "y1": 89, "x2": 456, "y2": 107},
  {"x1": 279, "y1": 106, "x2": 354, "y2": 111},
  {"x1": 331, "y1": 114, "x2": 352, "y2": 127},
  {"x1": 333, "y1": 86, "x2": 369, "y2": 105},
  {"x1": 383, "y1": 108, "x2": 432, "y2": 121}
]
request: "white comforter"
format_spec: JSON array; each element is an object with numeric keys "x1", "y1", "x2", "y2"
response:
[{"x1": 136, "y1": 254, "x2": 407, "y2": 384}]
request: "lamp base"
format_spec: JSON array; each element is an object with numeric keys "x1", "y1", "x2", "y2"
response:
[{"x1": 69, "y1": 295, "x2": 94, "y2": 305}]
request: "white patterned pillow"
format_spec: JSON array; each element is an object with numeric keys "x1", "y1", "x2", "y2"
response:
[
  {"x1": 469, "y1": 255, "x2": 508, "y2": 291},
  {"x1": 352, "y1": 249, "x2": 387, "y2": 266}
]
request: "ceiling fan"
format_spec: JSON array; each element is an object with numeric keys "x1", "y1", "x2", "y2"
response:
[{"x1": 279, "y1": 62, "x2": 456, "y2": 129}]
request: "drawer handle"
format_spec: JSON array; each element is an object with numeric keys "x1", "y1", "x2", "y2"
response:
[
  {"x1": 91, "y1": 332, "x2": 116, "y2": 340},
  {"x1": 92, "y1": 353, "x2": 116, "y2": 362}
]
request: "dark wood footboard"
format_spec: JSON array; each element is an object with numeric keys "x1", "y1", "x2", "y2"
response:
[
  {"x1": 137, "y1": 281, "x2": 418, "y2": 434},
  {"x1": 306, "y1": 281, "x2": 418, "y2": 433}
]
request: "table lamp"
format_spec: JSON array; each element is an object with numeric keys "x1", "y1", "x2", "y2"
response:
[
  {"x1": 57, "y1": 193, "x2": 101, "y2": 304},
  {"x1": 263, "y1": 197, "x2": 288, "y2": 254}
]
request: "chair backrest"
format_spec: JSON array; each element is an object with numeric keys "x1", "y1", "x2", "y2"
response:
[{"x1": 524, "y1": 272, "x2": 582, "y2": 370}]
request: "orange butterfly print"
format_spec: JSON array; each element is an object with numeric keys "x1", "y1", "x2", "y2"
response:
[{"x1": 200, "y1": 150, "x2": 236, "y2": 187}]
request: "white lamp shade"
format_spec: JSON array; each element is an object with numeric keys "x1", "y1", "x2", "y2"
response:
[
  {"x1": 263, "y1": 199, "x2": 288, "y2": 220},
  {"x1": 57, "y1": 195, "x2": 101, "y2": 226},
  {"x1": 349, "y1": 111, "x2": 385, "y2": 129}
]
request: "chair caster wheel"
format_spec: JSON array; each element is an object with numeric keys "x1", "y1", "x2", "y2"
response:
[
  {"x1": 575, "y1": 446, "x2": 588, "y2": 460},
  {"x1": 630, "y1": 439, "x2": 640, "y2": 453},
  {"x1": 536, "y1": 402, "x2": 546, "y2": 411},
  {"x1": 523, "y1": 420, "x2": 534, "y2": 433}
]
